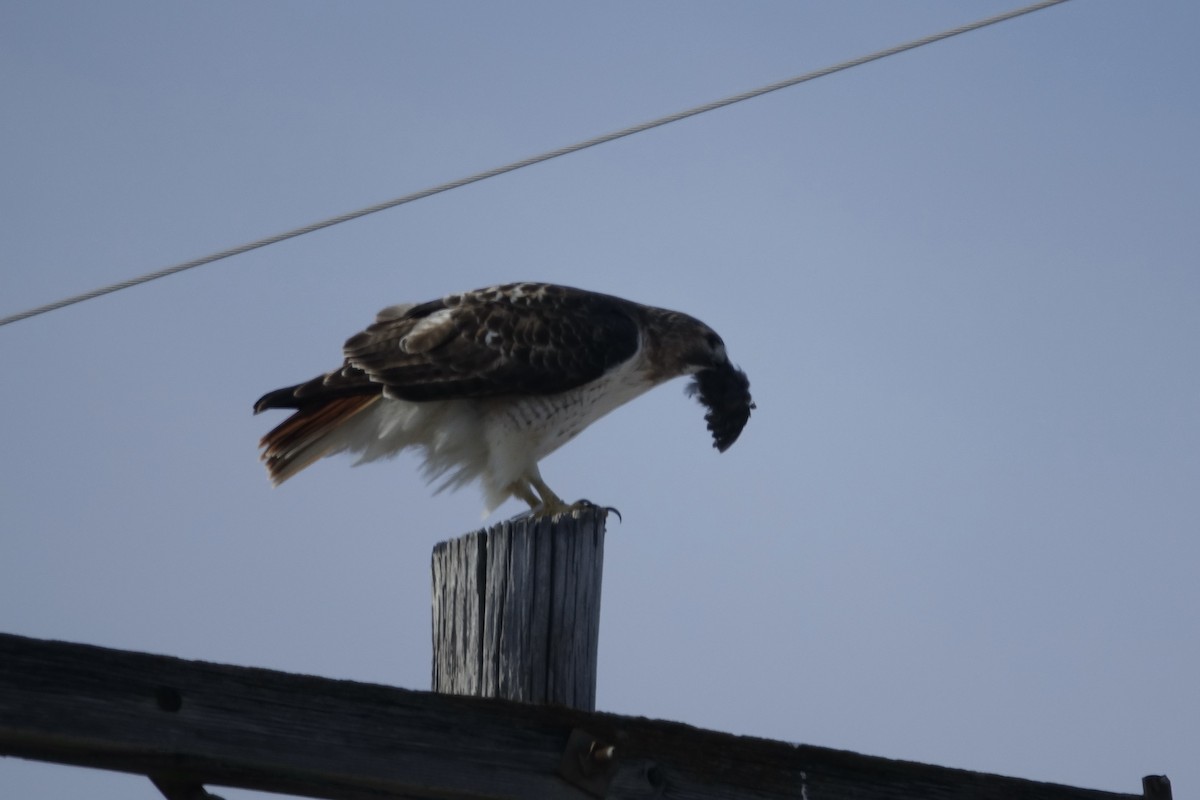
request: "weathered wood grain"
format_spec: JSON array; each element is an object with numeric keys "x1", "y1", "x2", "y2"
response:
[
  {"x1": 432, "y1": 506, "x2": 606, "y2": 711},
  {"x1": 0, "y1": 632, "x2": 1152, "y2": 800}
]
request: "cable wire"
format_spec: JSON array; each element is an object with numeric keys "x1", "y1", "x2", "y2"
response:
[{"x1": 0, "y1": 0, "x2": 1071, "y2": 328}]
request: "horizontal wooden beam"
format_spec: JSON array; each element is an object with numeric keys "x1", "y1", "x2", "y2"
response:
[{"x1": 0, "y1": 632, "x2": 1146, "y2": 800}]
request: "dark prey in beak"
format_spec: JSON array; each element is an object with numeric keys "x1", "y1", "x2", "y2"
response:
[{"x1": 687, "y1": 362, "x2": 755, "y2": 452}]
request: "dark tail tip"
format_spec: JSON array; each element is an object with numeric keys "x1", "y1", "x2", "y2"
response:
[{"x1": 253, "y1": 385, "x2": 303, "y2": 415}]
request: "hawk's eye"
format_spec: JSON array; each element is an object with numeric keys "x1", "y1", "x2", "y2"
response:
[{"x1": 706, "y1": 332, "x2": 723, "y2": 350}]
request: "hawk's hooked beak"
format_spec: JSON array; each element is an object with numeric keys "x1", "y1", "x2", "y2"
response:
[{"x1": 686, "y1": 361, "x2": 754, "y2": 452}]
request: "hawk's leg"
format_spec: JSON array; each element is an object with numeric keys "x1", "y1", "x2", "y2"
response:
[
  {"x1": 528, "y1": 473, "x2": 564, "y2": 508},
  {"x1": 528, "y1": 472, "x2": 572, "y2": 516},
  {"x1": 508, "y1": 476, "x2": 572, "y2": 517},
  {"x1": 528, "y1": 471, "x2": 620, "y2": 519},
  {"x1": 509, "y1": 481, "x2": 542, "y2": 511},
  {"x1": 507, "y1": 468, "x2": 619, "y2": 520}
]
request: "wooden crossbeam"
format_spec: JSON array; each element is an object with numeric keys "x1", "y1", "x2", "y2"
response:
[{"x1": 0, "y1": 632, "x2": 1155, "y2": 800}]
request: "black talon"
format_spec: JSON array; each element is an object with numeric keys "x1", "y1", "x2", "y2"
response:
[{"x1": 574, "y1": 499, "x2": 622, "y2": 523}]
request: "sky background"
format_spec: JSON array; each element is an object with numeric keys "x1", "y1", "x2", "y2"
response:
[{"x1": 2, "y1": 1, "x2": 1197, "y2": 798}]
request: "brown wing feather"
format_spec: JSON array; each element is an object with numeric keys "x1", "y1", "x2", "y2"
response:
[
  {"x1": 254, "y1": 364, "x2": 378, "y2": 414},
  {"x1": 343, "y1": 283, "x2": 642, "y2": 401},
  {"x1": 253, "y1": 283, "x2": 644, "y2": 484}
]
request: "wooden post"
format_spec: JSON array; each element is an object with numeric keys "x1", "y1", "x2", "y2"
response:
[{"x1": 431, "y1": 506, "x2": 608, "y2": 711}]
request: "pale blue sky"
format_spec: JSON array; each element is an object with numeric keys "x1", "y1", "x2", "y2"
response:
[{"x1": 2, "y1": 2, "x2": 1198, "y2": 798}]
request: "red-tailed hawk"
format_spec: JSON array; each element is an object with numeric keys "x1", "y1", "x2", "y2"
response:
[{"x1": 254, "y1": 282, "x2": 754, "y2": 515}]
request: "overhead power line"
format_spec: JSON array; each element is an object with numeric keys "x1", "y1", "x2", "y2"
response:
[{"x1": 0, "y1": 0, "x2": 1070, "y2": 329}]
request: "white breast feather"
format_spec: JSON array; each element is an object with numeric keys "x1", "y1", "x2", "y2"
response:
[
  {"x1": 333, "y1": 342, "x2": 658, "y2": 513},
  {"x1": 481, "y1": 352, "x2": 655, "y2": 506}
]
